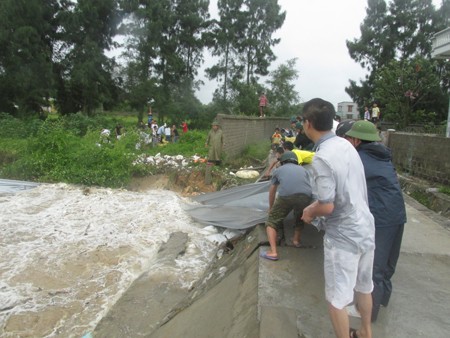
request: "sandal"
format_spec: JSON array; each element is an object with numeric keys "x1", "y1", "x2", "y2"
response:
[{"x1": 260, "y1": 251, "x2": 279, "y2": 261}]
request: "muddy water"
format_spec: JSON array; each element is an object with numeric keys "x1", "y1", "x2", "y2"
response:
[{"x1": 0, "y1": 183, "x2": 221, "y2": 337}]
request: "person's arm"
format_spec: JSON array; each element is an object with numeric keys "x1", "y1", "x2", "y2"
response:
[
  {"x1": 264, "y1": 160, "x2": 279, "y2": 177},
  {"x1": 301, "y1": 200, "x2": 334, "y2": 224}
]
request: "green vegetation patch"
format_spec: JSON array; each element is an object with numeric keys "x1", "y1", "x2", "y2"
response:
[
  {"x1": 439, "y1": 186, "x2": 450, "y2": 196},
  {"x1": 0, "y1": 114, "x2": 213, "y2": 188}
]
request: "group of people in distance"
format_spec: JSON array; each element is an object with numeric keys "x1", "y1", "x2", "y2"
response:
[
  {"x1": 261, "y1": 98, "x2": 405, "y2": 338},
  {"x1": 144, "y1": 108, "x2": 188, "y2": 145},
  {"x1": 363, "y1": 103, "x2": 381, "y2": 125}
]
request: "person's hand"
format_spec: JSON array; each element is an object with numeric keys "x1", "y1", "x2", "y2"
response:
[{"x1": 301, "y1": 205, "x2": 314, "y2": 224}]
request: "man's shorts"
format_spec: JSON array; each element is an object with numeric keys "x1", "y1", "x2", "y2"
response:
[
  {"x1": 324, "y1": 237, "x2": 374, "y2": 309},
  {"x1": 266, "y1": 194, "x2": 311, "y2": 231}
]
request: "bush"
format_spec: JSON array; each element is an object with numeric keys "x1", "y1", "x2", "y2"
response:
[
  {"x1": 439, "y1": 186, "x2": 450, "y2": 196},
  {"x1": 226, "y1": 140, "x2": 271, "y2": 168},
  {"x1": 4, "y1": 122, "x2": 141, "y2": 187},
  {"x1": 152, "y1": 130, "x2": 208, "y2": 157},
  {"x1": 0, "y1": 113, "x2": 43, "y2": 138}
]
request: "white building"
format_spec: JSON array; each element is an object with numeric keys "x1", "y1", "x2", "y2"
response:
[{"x1": 337, "y1": 101, "x2": 359, "y2": 120}]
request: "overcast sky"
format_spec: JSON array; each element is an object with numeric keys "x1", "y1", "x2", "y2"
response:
[{"x1": 195, "y1": 0, "x2": 441, "y2": 107}]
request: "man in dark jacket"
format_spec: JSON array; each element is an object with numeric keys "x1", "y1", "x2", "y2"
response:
[
  {"x1": 344, "y1": 120, "x2": 407, "y2": 322},
  {"x1": 294, "y1": 122, "x2": 314, "y2": 150}
]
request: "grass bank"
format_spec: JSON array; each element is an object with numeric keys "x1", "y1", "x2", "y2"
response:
[{"x1": 0, "y1": 113, "x2": 270, "y2": 188}]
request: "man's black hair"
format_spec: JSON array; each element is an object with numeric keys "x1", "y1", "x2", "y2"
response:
[
  {"x1": 302, "y1": 98, "x2": 335, "y2": 131},
  {"x1": 275, "y1": 146, "x2": 284, "y2": 155},
  {"x1": 283, "y1": 141, "x2": 294, "y2": 151}
]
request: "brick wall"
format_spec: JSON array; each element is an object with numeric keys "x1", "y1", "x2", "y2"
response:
[
  {"x1": 215, "y1": 116, "x2": 450, "y2": 186},
  {"x1": 215, "y1": 114, "x2": 292, "y2": 157},
  {"x1": 388, "y1": 132, "x2": 450, "y2": 185}
]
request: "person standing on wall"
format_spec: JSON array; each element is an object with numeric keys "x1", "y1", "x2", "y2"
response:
[
  {"x1": 371, "y1": 103, "x2": 380, "y2": 125},
  {"x1": 259, "y1": 92, "x2": 268, "y2": 118},
  {"x1": 364, "y1": 106, "x2": 371, "y2": 121}
]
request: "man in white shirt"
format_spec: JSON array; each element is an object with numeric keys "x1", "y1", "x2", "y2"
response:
[{"x1": 301, "y1": 98, "x2": 375, "y2": 338}]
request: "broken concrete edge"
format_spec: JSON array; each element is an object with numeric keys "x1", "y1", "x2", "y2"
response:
[{"x1": 149, "y1": 224, "x2": 267, "y2": 333}]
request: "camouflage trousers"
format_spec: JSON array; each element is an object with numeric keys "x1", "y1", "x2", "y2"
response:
[{"x1": 266, "y1": 193, "x2": 312, "y2": 231}]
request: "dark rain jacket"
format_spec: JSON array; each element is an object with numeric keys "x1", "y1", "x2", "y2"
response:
[
  {"x1": 294, "y1": 132, "x2": 314, "y2": 150},
  {"x1": 357, "y1": 142, "x2": 407, "y2": 228}
]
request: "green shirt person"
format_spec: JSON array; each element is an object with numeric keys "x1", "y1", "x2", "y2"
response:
[{"x1": 205, "y1": 120, "x2": 224, "y2": 165}]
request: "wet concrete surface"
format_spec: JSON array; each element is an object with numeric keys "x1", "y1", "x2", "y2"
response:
[
  {"x1": 93, "y1": 194, "x2": 450, "y2": 337},
  {"x1": 259, "y1": 193, "x2": 450, "y2": 338}
]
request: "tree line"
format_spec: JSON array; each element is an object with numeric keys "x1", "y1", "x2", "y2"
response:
[
  {"x1": 0, "y1": 0, "x2": 448, "y2": 128},
  {"x1": 346, "y1": 0, "x2": 449, "y2": 127}
]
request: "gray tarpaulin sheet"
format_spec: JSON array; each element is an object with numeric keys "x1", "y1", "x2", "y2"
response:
[
  {"x1": 184, "y1": 181, "x2": 271, "y2": 229},
  {"x1": 0, "y1": 179, "x2": 39, "y2": 194},
  {"x1": 0, "y1": 177, "x2": 270, "y2": 230}
]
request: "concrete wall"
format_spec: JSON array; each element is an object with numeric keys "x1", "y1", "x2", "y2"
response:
[
  {"x1": 387, "y1": 132, "x2": 450, "y2": 185},
  {"x1": 215, "y1": 114, "x2": 291, "y2": 157},
  {"x1": 215, "y1": 115, "x2": 450, "y2": 186}
]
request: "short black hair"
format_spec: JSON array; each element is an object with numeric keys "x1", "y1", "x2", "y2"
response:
[
  {"x1": 275, "y1": 146, "x2": 284, "y2": 155},
  {"x1": 302, "y1": 98, "x2": 335, "y2": 131},
  {"x1": 283, "y1": 141, "x2": 294, "y2": 151}
]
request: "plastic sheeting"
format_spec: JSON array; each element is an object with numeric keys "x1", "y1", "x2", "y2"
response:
[
  {"x1": 0, "y1": 177, "x2": 271, "y2": 230},
  {"x1": 184, "y1": 181, "x2": 271, "y2": 229},
  {"x1": 0, "y1": 179, "x2": 39, "y2": 194}
]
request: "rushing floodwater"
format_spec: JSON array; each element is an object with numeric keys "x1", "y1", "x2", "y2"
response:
[{"x1": 0, "y1": 183, "x2": 226, "y2": 337}]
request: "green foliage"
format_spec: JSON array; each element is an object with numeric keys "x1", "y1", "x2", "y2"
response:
[
  {"x1": 56, "y1": 0, "x2": 121, "y2": 116},
  {"x1": 0, "y1": 114, "x2": 212, "y2": 187},
  {"x1": 0, "y1": 113, "x2": 44, "y2": 138},
  {"x1": 146, "y1": 130, "x2": 209, "y2": 158},
  {"x1": 208, "y1": 0, "x2": 285, "y2": 109},
  {"x1": 119, "y1": 0, "x2": 209, "y2": 121},
  {"x1": 409, "y1": 191, "x2": 432, "y2": 209},
  {"x1": 231, "y1": 82, "x2": 261, "y2": 115},
  {"x1": 0, "y1": 0, "x2": 59, "y2": 115},
  {"x1": 439, "y1": 186, "x2": 450, "y2": 196},
  {"x1": 244, "y1": 141, "x2": 271, "y2": 161},
  {"x1": 266, "y1": 58, "x2": 300, "y2": 116},
  {"x1": 0, "y1": 0, "x2": 289, "y2": 119},
  {"x1": 346, "y1": 0, "x2": 449, "y2": 124},
  {"x1": 227, "y1": 140, "x2": 271, "y2": 168},
  {"x1": 4, "y1": 123, "x2": 139, "y2": 187},
  {"x1": 373, "y1": 56, "x2": 447, "y2": 127}
]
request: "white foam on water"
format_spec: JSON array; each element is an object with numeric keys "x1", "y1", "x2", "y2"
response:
[{"x1": 0, "y1": 183, "x2": 219, "y2": 337}]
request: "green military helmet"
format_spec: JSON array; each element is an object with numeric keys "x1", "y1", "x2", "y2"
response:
[
  {"x1": 345, "y1": 120, "x2": 381, "y2": 142},
  {"x1": 295, "y1": 121, "x2": 303, "y2": 130},
  {"x1": 280, "y1": 151, "x2": 298, "y2": 164}
]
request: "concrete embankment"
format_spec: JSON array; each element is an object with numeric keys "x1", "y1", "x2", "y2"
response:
[{"x1": 94, "y1": 195, "x2": 450, "y2": 338}]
